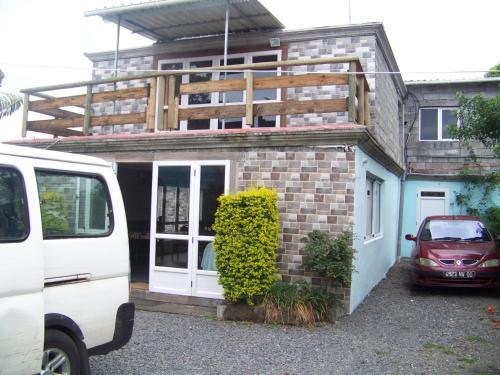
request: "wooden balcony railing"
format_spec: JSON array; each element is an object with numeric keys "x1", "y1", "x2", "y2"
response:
[{"x1": 20, "y1": 56, "x2": 370, "y2": 138}]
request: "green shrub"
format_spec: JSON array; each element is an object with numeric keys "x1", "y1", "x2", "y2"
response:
[
  {"x1": 263, "y1": 281, "x2": 333, "y2": 326},
  {"x1": 483, "y1": 205, "x2": 500, "y2": 236},
  {"x1": 213, "y1": 187, "x2": 279, "y2": 304},
  {"x1": 302, "y1": 230, "x2": 355, "y2": 285},
  {"x1": 39, "y1": 191, "x2": 70, "y2": 236}
]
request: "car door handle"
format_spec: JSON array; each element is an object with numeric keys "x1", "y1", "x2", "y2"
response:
[{"x1": 44, "y1": 273, "x2": 92, "y2": 286}]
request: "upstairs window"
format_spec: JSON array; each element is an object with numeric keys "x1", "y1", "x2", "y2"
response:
[{"x1": 419, "y1": 108, "x2": 458, "y2": 141}]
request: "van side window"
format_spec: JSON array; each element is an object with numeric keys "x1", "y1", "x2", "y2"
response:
[
  {"x1": 35, "y1": 170, "x2": 113, "y2": 238},
  {"x1": 0, "y1": 167, "x2": 29, "y2": 242}
]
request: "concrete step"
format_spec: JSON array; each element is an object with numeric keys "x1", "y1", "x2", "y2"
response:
[
  {"x1": 132, "y1": 297, "x2": 217, "y2": 318},
  {"x1": 131, "y1": 288, "x2": 224, "y2": 308}
]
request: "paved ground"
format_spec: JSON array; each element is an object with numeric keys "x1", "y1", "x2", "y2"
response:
[{"x1": 90, "y1": 261, "x2": 500, "y2": 374}]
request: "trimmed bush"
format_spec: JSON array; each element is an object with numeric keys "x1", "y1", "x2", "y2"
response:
[
  {"x1": 213, "y1": 187, "x2": 279, "y2": 304},
  {"x1": 263, "y1": 281, "x2": 333, "y2": 327},
  {"x1": 302, "y1": 230, "x2": 355, "y2": 285}
]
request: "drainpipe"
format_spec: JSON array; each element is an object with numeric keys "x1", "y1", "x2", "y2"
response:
[
  {"x1": 113, "y1": 16, "x2": 121, "y2": 117},
  {"x1": 396, "y1": 101, "x2": 406, "y2": 259},
  {"x1": 223, "y1": 1, "x2": 229, "y2": 67}
]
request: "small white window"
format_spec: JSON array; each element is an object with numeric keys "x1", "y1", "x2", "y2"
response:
[
  {"x1": 365, "y1": 176, "x2": 381, "y2": 239},
  {"x1": 419, "y1": 108, "x2": 458, "y2": 141}
]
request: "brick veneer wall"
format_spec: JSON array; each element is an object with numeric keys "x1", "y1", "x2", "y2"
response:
[
  {"x1": 404, "y1": 81, "x2": 500, "y2": 174},
  {"x1": 91, "y1": 56, "x2": 154, "y2": 135},
  {"x1": 236, "y1": 146, "x2": 356, "y2": 312},
  {"x1": 286, "y1": 35, "x2": 376, "y2": 127}
]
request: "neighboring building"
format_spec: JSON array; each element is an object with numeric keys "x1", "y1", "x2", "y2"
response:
[
  {"x1": 400, "y1": 78, "x2": 500, "y2": 257},
  {"x1": 15, "y1": 0, "x2": 499, "y2": 315}
]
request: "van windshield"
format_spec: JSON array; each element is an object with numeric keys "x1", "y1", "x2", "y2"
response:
[{"x1": 420, "y1": 220, "x2": 491, "y2": 241}]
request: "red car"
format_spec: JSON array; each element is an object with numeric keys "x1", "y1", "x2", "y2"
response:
[{"x1": 405, "y1": 215, "x2": 500, "y2": 288}]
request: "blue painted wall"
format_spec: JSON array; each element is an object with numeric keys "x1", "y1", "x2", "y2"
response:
[
  {"x1": 350, "y1": 147, "x2": 401, "y2": 313},
  {"x1": 400, "y1": 180, "x2": 500, "y2": 257}
]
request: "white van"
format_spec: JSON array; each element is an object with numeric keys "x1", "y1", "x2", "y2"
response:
[{"x1": 0, "y1": 144, "x2": 134, "y2": 375}]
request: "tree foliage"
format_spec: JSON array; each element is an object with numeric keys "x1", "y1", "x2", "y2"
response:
[
  {"x1": 0, "y1": 69, "x2": 23, "y2": 119},
  {"x1": 485, "y1": 63, "x2": 500, "y2": 78},
  {"x1": 451, "y1": 93, "x2": 500, "y2": 157}
]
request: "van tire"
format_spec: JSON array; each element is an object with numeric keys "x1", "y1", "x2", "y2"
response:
[{"x1": 42, "y1": 329, "x2": 81, "y2": 375}]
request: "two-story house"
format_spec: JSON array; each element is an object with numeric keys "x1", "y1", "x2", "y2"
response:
[
  {"x1": 400, "y1": 78, "x2": 500, "y2": 257},
  {"x1": 14, "y1": 0, "x2": 409, "y2": 315}
]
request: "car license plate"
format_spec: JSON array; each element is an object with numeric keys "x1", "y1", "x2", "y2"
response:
[{"x1": 443, "y1": 271, "x2": 476, "y2": 278}]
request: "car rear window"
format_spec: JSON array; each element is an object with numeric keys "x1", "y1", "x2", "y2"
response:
[{"x1": 420, "y1": 220, "x2": 491, "y2": 241}]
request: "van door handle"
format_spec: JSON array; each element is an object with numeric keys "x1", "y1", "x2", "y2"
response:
[{"x1": 44, "y1": 273, "x2": 92, "y2": 286}]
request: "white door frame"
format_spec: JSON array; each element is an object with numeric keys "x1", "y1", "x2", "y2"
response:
[
  {"x1": 149, "y1": 160, "x2": 229, "y2": 298},
  {"x1": 416, "y1": 187, "x2": 449, "y2": 227}
]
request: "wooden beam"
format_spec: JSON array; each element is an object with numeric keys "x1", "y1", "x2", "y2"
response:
[
  {"x1": 28, "y1": 112, "x2": 146, "y2": 129},
  {"x1": 166, "y1": 75, "x2": 179, "y2": 130},
  {"x1": 83, "y1": 85, "x2": 93, "y2": 135},
  {"x1": 364, "y1": 89, "x2": 371, "y2": 126},
  {"x1": 180, "y1": 73, "x2": 349, "y2": 95},
  {"x1": 347, "y1": 61, "x2": 357, "y2": 123},
  {"x1": 156, "y1": 76, "x2": 166, "y2": 130},
  {"x1": 21, "y1": 93, "x2": 30, "y2": 137},
  {"x1": 28, "y1": 123, "x2": 83, "y2": 137},
  {"x1": 245, "y1": 71, "x2": 254, "y2": 127},
  {"x1": 34, "y1": 108, "x2": 83, "y2": 119},
  {"x1": 178, "y1": 99, "x2": 347, "y2": 121},
  {"x1": 29, "y1": 87, "x2": 148, "y2": 112},
  {"x1": 357, "y1": 77, "x2": 365, "y2": 125},
  {"x1": 146, "y1": 78, "x2": 157, "y2": 131}
]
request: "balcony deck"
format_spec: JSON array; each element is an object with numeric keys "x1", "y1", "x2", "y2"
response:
[{"x1": 20, "y1": 56, "x2": 370, "y2": 138}]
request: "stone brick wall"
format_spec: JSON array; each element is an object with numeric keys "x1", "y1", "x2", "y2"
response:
[
  {"x1": 286, "y1": 36, "x2": 376, "y2": 127},
  {"x1": 404, "y1": 81, "x2": 499, "y2": 174},
  {"x1": 236, "y1": 146, "x2": 356, "y2": 312},
  {"x1": 91, "y1": 56, "x2": 154, "y2": 135},
  {"x1": 374, "y1": 44, "x2": 403, "y2": 164}
]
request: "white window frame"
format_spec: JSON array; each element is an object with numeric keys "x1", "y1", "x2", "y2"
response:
[
  {"x1": 158, "y1": 50, "x2": 281, "y2": 131},
  {"x1": 365, "y1": 176, "x2": 382, "y2": 240},
  {"x1": 419, "y1": 107, "x2": 459, "y2": 141}
]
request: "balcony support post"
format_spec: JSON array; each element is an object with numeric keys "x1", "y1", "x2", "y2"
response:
[
  {"x1": 21, "y1": 93, "x2": 30, "y2": 137},
  {"x1": 156, "y1": 75, "x2": 166, "y2": 130},
  {"x1": 245, "y1": 71, "x2": 254, "y2": 127},
  {"x1": 357, "y1": 76, "x2": 365, "y2": 125},
  {"x1": 167, "y1": 75, "x2": 179, "y2": 129},
  {"x1": 83, "y1": 84, "x2": 93, "y2": 135},
  {"x1": 348, "y1": 61, "x2": 357, "y2": 123}
]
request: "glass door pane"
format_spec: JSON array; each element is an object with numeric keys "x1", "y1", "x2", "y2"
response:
[{"x1": 199, "y1": 165, "x2": 226, "y2": 236}]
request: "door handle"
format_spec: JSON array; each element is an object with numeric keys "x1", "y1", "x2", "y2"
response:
[{"x1": 44, "y1": 273, "x2": 92, "y2": 286}]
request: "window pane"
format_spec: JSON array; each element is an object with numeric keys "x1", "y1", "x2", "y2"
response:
[
  {"x1": 420, "y1": 109, "x2": 438, "y2": 140},
  {"x1": 365, "y1": 178, "x2": 373, "y2": 236},
  {"x1": 253, "y1": 55, "x2": 278, "y2": 101},
  {"x1": 253, "y1": 115, "x2": 276, "y2": 128},
  {"x1": 441, "y1": 109, "x2": 457, "y2": 139},
  {"x1": 219, "y1": 57, "x2": 244, "y2": 104},
  {"x1": 218, "y1": 118, "x2": 242, "y2": 129},
  {"x1": 155, "y1": 239, "x2": 188, "y2": 268},
  {"x1": 187, "y1": 119, "x2": 210, "y2": 130},
  {"x1": 189, "y1": 60, "x2": 212, "y2": 105},
  {"x1": 199, "y1": 166, "x2": 225, "y2": 236},
  {"x1": 0, "y1": 167, "x2": 28, "y2": 242},
  {"x1": 156, "y1": 166, "x2": 190, "y2": 235},
  {"x1": 372, "y1": 182, "x2": 380, "y2": 234},
  {"x1": 198, "y1": 240, "x2": 217, "y2": 271},
  {"x1": 35, "y1": 171, "x2": 112, "y2": 238}
]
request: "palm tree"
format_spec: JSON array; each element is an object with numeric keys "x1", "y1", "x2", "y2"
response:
[{"x1": 0, "y1": 69, "x2": 23, "y2": 119}]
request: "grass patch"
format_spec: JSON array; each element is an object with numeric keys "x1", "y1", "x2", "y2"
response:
[
  {"x1": 423, "y1": 342, "x2": 455, "y2": 355},
  {"x1": 457, "y1": 357, "x2": 477, "y2": 364},
  {"x1": 263, "y1": 281, "x2": 334, "y2": 327},
  {"x1": 465, "y1": 335, "x2": 486, "y2": 343}
]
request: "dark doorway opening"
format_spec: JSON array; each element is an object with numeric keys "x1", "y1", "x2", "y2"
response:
[{"x1": 117, "y1": 163, "x2": 152, "y2": 284}]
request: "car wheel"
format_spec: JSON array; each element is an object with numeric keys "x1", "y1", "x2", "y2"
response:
[{"x1": 41, "y1": 329, "x2": 80, "y2": 375}]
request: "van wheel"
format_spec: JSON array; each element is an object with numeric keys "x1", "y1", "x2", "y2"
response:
[{"x1": 41, "y1": 329, "x2": 80, "y2": 375}]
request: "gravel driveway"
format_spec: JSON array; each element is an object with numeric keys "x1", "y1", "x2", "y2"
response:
[{"x1": 90, "y1": 261, "x2": 500, "y2": 375}]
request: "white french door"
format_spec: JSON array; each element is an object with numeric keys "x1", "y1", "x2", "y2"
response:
[{"x1": 149, "y1": 161, "x2": 229, "y2": 298}]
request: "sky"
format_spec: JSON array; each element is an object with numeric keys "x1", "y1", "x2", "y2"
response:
[{"x1": 0, "y1": 0, "x2": 499, "y2": 141}]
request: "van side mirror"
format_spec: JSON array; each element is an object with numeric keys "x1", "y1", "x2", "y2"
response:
[{"x1": 405, "y1": 234, "x2": 417, "y2": 242}]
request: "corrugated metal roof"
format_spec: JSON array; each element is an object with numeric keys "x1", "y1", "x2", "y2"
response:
[{"x1": 85, "y1": 0, "x2": 284, "y2": 42}]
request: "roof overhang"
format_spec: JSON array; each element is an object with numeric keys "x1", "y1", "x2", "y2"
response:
[{"x1": 84, "y1": 0, "x2": 284, "y2": 42}]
